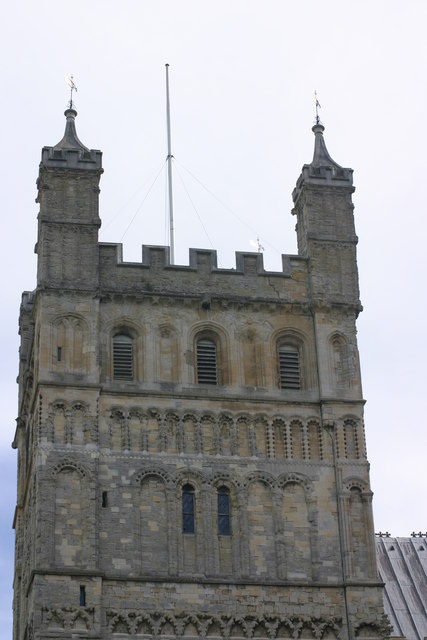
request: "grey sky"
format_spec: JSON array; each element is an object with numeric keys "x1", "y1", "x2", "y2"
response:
[{"x1": 1, "y1": 1, "x2": 426, "y2": 636}]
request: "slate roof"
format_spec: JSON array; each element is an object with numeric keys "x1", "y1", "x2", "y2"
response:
[{"x1": 375, "y1": 535, "x2": 427, "y2": 640}]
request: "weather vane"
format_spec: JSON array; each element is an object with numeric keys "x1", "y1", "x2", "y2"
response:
[
  {"x1": 313, "y1": 90, "x2": 321, "y2": 124},
  {"x1": 250, "y1": 237, "x2": 265, "y2": 253},
  {"x1": 65, "y1": 75, "x2": 78, "y2": 110}
]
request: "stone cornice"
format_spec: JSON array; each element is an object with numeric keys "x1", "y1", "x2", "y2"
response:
[
  {"x1": 34, "y1": 379, "x2": 365, "y2": 407},
  {"x1": 30, "y1": 567, "x2": 384, "y2": 589}
]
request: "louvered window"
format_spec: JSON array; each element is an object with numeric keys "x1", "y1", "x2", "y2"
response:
[
  {"x1": 196, "y1": 339, "x2": 218, "y2": 384},
  {"x1": 182, "y1": 484, "x2": 195, "y2": 534},
  {"x1": 217, "y1": 487, "x2": 231, "y2": 535},
  {"x1": 113, "y1": 334, "x2": 134, "y2": 380},
  {"x1": 279, "y1": 345, "x2": 301, "y2": 389}
]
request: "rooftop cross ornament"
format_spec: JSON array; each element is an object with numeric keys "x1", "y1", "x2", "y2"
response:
[
  {"x1": 65, "y1": 75, "x2": 78, "y2": 110},
  {"x1": 313, "y1": 90, "x2": 321, "y2": 124}
]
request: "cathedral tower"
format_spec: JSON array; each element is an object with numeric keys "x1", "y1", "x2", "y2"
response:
[{"x1": 13, "y1": 109, "x2": 389, "y2": 640}]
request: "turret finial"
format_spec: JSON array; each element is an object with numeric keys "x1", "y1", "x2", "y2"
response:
[
  {"x1": 311, "y1": 121, "x2": 342, "y2": 169},
  {"x1": 52, "y1": 108, "x2": 89, "y2": 152}
]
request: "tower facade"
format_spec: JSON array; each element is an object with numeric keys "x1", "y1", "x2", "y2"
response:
[{"x1": 13, "y1": 111, "x2": 389, "y2": 640}]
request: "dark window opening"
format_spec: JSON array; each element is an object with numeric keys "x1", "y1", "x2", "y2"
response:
[
  {"x1": 57, "y1": 346, "x2": 62, "y2": 362},
  {"x1": 102, "y1": 491, "x2": 108, "y2": 508},
  {"x1": 113, "y1": 334, "x2": 134, "y2": 380},
  {"x1": 217, "y1": 487, "x2": 231, "y2": 535},
  {"x1": 182, "y1": 484, "x2": 195, "y2": 533},
  {"x1": 196, "y1": 338, "x2": 218, "y2": 384},
  {"x1": 79, "y1": 585, "x2": 86, "y2": 607},
  {"x1": 279, "y1": 345, "x2": 301, "y2": 389}
]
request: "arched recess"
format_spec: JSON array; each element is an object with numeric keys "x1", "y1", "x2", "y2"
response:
[
  {"x1": 252, "y1": 619, "x2": 270, "y2": 638},
  {"x1": 272, "y1": 417, "x2": 286, "y2": 459},
  {"x1": 307, "y1": 420, "x2": 322, "y2": 460},
  {"x1": 355, "y1": 621, "x2": 391, "y2": 640},
  {"x1": 159, "y1": 615, "x2": 178, "y2": 637},
  {"x1": 50, "y1": 314, "x2": 90, "y2": 375},
  {"x1": 253, "y1": 415, "x2": 268, "y2": 457},
  {"x1": 246, "y1": 476, "x2": 276, "y2": 578},
  {"x1": 343, "y1": 419, "x2": 359, "y2": 460},
  {"x1": 237, "y1": 324, "x2": 265, "y2": 388},
  {"x1": 162, "y1": 412, "x2": 178, "y2": 454},
  {"x1": 218, "y1": 414, "x2": 234, "y2": 456},
  {"x1": 52, "y1": 462, "x2": 92, "y2": 568},
  {"x1": 190, "y1": 322, "x2": 231, "y2": 385},
  {"x1": 344, "y1": 481, "x2": 374, "y2": 580},
  {"x1": 206, "y1": 617, "x2": 225, "y2": 638},
  {"x1": 236, "y1": 415, "x2": 252, "y2": 457},
  {"x1": 146, "y1": 409, "x2": 160, "y2": 453},
  {"x1": 349, "y1": 486, "x2": 366, "y2": 577},
  {"x1": 280, "y1": 478, "x2": 313, "y2": 580},
  {"x1": 69, "y1": 402, "x2": 90, "y2": 445},
  {"x1": 139, "y1": 473, "x2": 169, "y2": 574},
  {"x1": 134, "y1": 615, "x2": 155, "y2": 636},
  {"x1": 109, "y1": 409, "x2": 126, "y2": 451},
  {"x1": 276, "y1": 620, "x2": 293, "y2": 638},
  {"x1": 50, "y1": 401, "x2": 67, "y2": 444},
  {"x1": 181, "y1": 615, "x2": 201, "y2": 638},
  {"x1": 156, "y1": 323, "x2": 179, "y2": 383},
  {"x1": 182, "y1": 413, "x2": 198, "y2": 454},
  {"x1": 328, "y1": 331, "x2": 355, "y2": 389},
  {"x1": 271, "y1": 328, "x2": 313, "y2": 391},
  {"x1": 290, "y1": 419, "x2": 304, "y2": 460},
  {"x1": 200, "y1": 414, "x2": 216, "y2": 456},
  {"x1": 128, "y1": 409, "x2": 147, "y2": 452},
  {"x1": 110, "y1": 615, "x2": 132, "y2": 635}
]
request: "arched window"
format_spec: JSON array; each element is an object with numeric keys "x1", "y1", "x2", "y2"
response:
[
  {"x1": 113, "y1": 334, "x2": 134, "y2": 380},
  {"x1": 196, "y1": 338, "x2": 218, "y2": 384},
  {"x1": 278, "y1": 344, "x2": 301, "y2": 389},
  {"x1": 217, "y1": 486, "x2": 231, "y2": 535},
  {"x1": 182, "y1": 484, "x2": 195, "y2": 534}
]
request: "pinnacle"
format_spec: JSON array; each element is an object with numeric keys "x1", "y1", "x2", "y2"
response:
[{"x1": 53, "y1": 108, "x2": 89, "y2": 152}]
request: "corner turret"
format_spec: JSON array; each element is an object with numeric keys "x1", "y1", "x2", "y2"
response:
[
  {"x1": 292, "y1": 123, "x2": 360, "y2": 312},
  {"x1": 35, "y1": 109, "x2": 103, "y2": 290}
]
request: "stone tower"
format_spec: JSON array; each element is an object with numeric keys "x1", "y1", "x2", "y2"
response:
[{"x1": 13, "y1": 109, "x2": 389, "y2": 640}]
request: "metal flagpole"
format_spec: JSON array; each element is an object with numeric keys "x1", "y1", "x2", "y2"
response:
[{"x1": 165, "y1": 64, "x2": 175, "y2": 264}]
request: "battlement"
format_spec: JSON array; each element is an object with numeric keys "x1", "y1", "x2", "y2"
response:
[
  {"x1": 100, "y1": 243, "x2": 302, "y2": 274},
  {"x1": 98, "y1": 243, "x2": 308, "y2": 301},
  {"x1": 40, "y1": 145, "x2": 102, "y2": 171},
  {"x1": 292, "y1": 163, "x2": 354, "y2": 203}
]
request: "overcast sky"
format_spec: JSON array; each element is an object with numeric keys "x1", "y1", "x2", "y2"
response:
[{"x1": 1, "y1": 1, "x2": 426, "y2": 636}]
